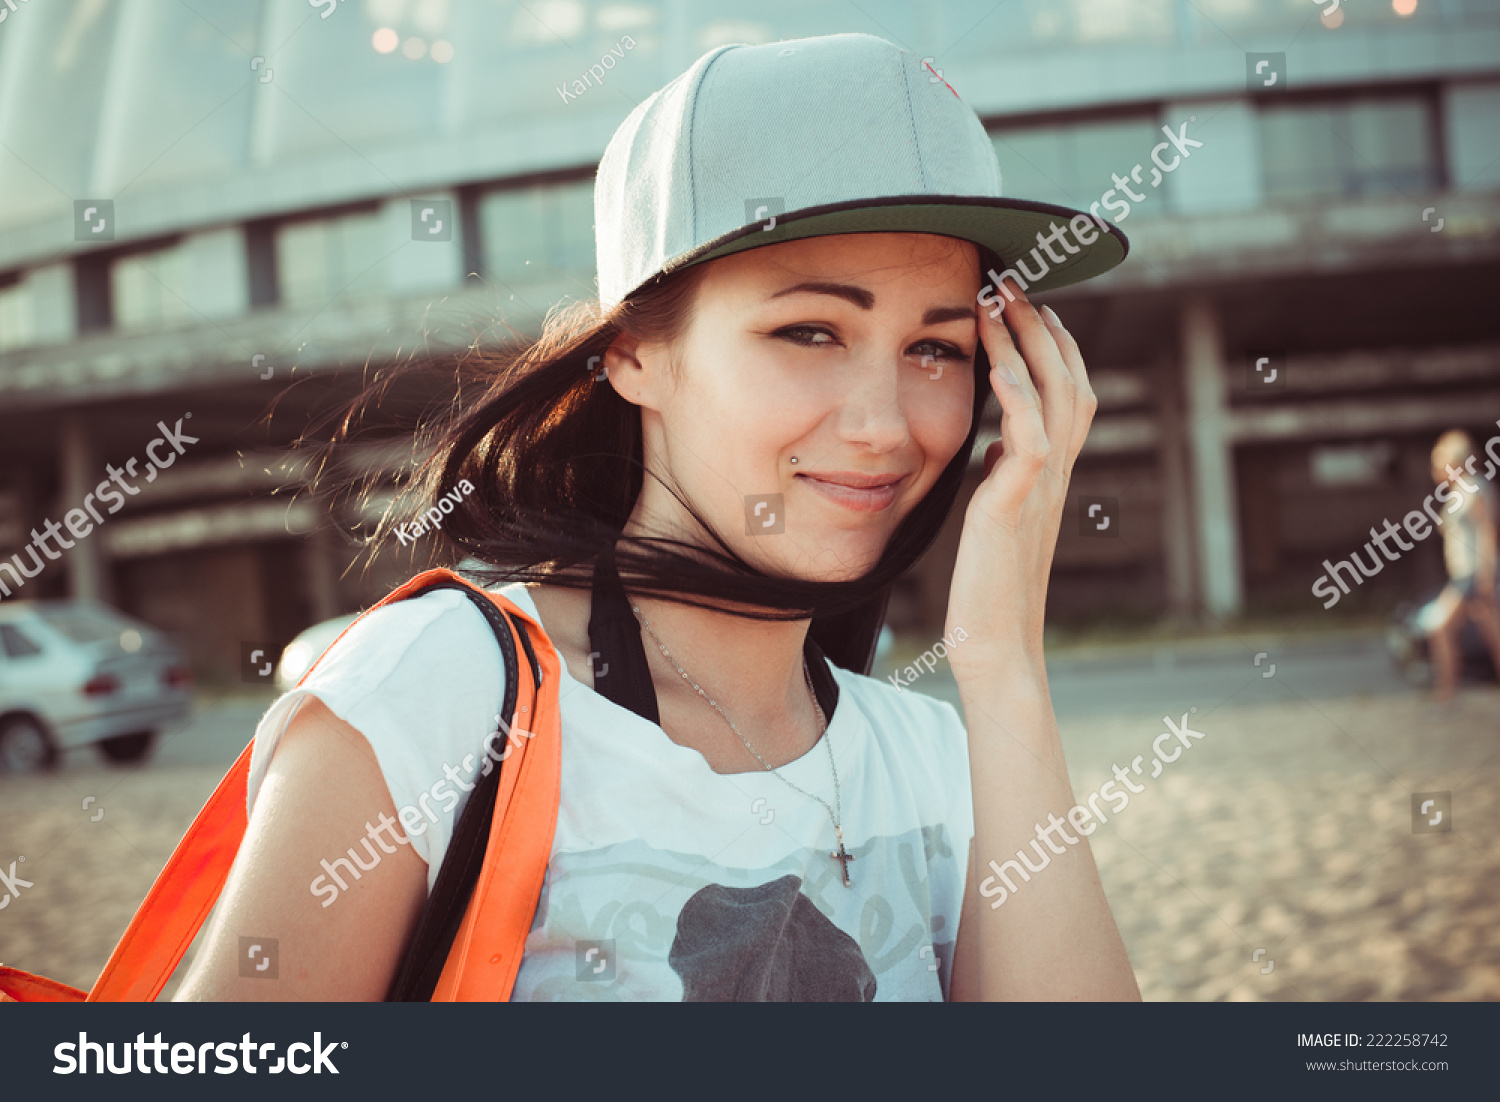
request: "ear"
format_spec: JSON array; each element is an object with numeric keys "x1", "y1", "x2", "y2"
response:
[{"x1": 602, "y1": 330, "x2": 669, "y2": 412}]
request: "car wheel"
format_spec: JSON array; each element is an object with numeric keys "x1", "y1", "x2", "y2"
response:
[
  {"x1": 0, "y1": 715, "x2": 60, "y2": 774},
  {"x1": 98, "y1": 731, "x2": 157, "y2": 765}
]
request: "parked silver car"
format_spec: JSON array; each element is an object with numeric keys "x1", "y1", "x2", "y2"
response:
[{"x1": 0, "y1": 601, "x2": 194, "y2": 772}]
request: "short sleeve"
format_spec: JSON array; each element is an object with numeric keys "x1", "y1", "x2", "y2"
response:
[{"x1": 245, "y1": 588, "x2": 508, "y2": 889}]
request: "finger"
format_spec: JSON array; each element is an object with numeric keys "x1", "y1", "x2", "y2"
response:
[
  {"x1": 977, "y1": 292, "x2": 1049, "y2": 511},
  {"x1": 998, "y1": 283, "x2": 1076, "y2": 474},
  {"x1": 975, "y1": 280, "x2": 1032, "y2": 398},
  {"x1": 1037, "y1": 304, "x2": 1097, "y2": 473},
  {"x1": 982, "y1": 438, "x2": 1004, "y2": 479}
]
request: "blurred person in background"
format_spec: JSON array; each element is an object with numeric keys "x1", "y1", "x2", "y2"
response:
[{"x1": 1427, "y1": 429, "x2": 1500, "y2": 704}]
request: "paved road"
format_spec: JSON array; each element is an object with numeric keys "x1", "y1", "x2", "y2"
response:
[
  {"x1": 151, "y1": 692, "x2": 272, "y2": 768},
  {"x1": 878, "y1": 628, "x2": 1417, "y2": 718}
]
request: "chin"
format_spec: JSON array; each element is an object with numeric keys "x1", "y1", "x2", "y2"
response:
[{"x1": 789, "y1": 538, "x2": 888, "y2": 583}]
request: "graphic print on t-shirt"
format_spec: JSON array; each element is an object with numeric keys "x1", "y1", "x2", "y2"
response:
[
  {"x1": 670, "y1": 875, "x2": 876, "y2": 1001},
  {"x1": 512, "y1": 821, "x2": 959, "y2": 1002}
]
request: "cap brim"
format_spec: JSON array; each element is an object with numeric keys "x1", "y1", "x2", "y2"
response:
[{"x1": 656, "y1": 195, "x2": 1128, "y2": 296}]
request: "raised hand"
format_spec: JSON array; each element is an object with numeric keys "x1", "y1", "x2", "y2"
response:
[{"x1": 945, "y1": 278, "x2": 1097, "y2": 681}]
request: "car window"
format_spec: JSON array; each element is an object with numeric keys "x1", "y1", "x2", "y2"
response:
[
  {"x1": 35, "y1": 606, "x2": 131, "y2": 645},
  {"x1": 0, "y1": 624, "x2": 42, "y2": 658}
]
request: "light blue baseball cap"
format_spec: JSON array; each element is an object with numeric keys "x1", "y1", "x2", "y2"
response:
[{"x1": 594, "y1": 32, "x2": 1129, "y2": 312}]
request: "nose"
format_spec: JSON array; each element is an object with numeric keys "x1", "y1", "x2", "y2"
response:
[{"x1": 835, "y1": 352, "x2": 911, "y2": 455}]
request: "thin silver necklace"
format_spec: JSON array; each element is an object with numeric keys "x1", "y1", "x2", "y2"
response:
[{"x1": 630, "y1": 601, "x2": 855, "y2": 888}]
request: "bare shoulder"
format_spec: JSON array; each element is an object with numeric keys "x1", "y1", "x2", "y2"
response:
[{"x1": 173, "y1": 697, "x2": 428, "y2": 1000}]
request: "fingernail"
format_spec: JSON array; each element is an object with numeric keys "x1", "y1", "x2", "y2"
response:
[
  {"x1": 1042, "y1": 304, "x2": 1063, "y2": 328},
  {"x1": 999, "y1": 364, "x2": 1018, "y2": 385}
]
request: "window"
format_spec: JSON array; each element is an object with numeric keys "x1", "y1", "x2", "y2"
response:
[
  {"x1": 37, "y1": 605, "x2": 134, "y2": 645},
  {"x1": 111, "y1": 241, "x2": 198, "y2": 332},
  {"x1": 0, "y1": 624, "x2": 42, "y2": 659},
  {"x1": 1309, "y1": 442, "x2": 1397, "y2": 488},
  {"x1": 275, "y1": 208, "x2": 387, "y2": 311},
  {"x1": 1260, "y1": 95, "x2": 1440, "y2": 203},
  {"x1": 989, "y1": 116, "x2": 1166, "y2": 215},
  {"x1": 477, "y1": 179, "x2": 595, "y2": 286},
  {"x1": 0, "y1": 275, "x2": 34, "y2": 353}
]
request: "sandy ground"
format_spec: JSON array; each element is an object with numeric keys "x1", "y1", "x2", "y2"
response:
[
  {"x1": 1, "y1": 686, "x2": 1496, "y2": 1001},
  {"x1": 1075, "y1": 688, "x2": 1500, "y2": 1001}
]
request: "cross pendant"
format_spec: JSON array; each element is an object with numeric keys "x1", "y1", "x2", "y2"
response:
[{"x1": 830, "y1": 828, "x2": 855, "y2": 888}]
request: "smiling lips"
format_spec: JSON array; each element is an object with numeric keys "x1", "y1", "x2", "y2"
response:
[{"x1": 794, "y1": 469, "x2": 908, "y2": 512}]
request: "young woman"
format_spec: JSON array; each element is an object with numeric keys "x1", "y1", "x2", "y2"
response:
[
  {"x1": 1426, "y1": 430, "x2": 1500, "y2": 702},
  {"x1": 176, "y1": 32, "x2": 1139, "y2": 1002}
]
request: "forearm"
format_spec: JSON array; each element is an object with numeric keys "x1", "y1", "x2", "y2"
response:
[{"x1": 956, "y1": 662, "x2": 1140, "y2": 1001}]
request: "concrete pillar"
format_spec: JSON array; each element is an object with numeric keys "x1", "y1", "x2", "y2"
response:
[
  {"x1": 60, "y1": 416, "x2": 110, "y2": 605},
  {"x1": 1155, "y1": 357, "x2": 1197, "y2": 620},
  {"x1": 1180, "y1": 295, "x2": 1243, "y2": 618}
]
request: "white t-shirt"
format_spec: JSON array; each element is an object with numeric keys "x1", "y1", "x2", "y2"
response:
[{"x1": 246, "y1": 583, "x2": 975, "y2": 1001}]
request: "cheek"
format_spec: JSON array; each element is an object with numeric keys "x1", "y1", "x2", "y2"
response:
[
  {"x1": 908, "y1": 373, "x2": 976, "y2": 471},
  {"x1": 679, "y1": 342, "x2": 825, "y2": 449}
]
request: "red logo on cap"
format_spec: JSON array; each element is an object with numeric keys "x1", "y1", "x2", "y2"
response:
[{"x1": 920, "y1": 58, "x2": 960, "y2": 100}]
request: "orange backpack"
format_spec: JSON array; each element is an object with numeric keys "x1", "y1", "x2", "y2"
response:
[{"x1": 0, "y1": 567, "x2": 561, "y2": 1003}]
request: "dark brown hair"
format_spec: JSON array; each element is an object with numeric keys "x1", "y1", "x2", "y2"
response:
[{"x1": 317, "y1": 241, "x2": 1000, "y2": 670}]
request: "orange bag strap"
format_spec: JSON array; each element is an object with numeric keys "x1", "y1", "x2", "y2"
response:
[
  {"x1": 430, "y1": 582, "x2": 562, "y2": 1000},
  {"x1": 85, "y1": 567, "x2": 560, "y2": 1002}
]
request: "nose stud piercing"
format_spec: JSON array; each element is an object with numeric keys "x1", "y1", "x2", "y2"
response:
[{"x1": 790, "y1": 456, "x2": 798, "y2": 465}]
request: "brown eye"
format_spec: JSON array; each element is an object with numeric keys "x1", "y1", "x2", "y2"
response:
[
  {"x1": 775, "y1": 325, "x2": 839, "y2": 347},
  {"x1": 911, "y1": 340, "x2": 967, "y2": 361}
]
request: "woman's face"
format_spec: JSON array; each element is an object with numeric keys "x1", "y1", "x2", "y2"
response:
[{"x1": 609, "y1": 231, "x2": 980, "y2": 581}]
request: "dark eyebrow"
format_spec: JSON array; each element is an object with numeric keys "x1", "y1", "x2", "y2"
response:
[
  {"x1": 767, "y1": 282, "x2": 975, "y2": 326},
  {"x1": 921, "y1": 305, "x2": 978, "y2": 326},
  {"x1": 769, "y1": 281, "x2": 875, "y2": 310}
]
